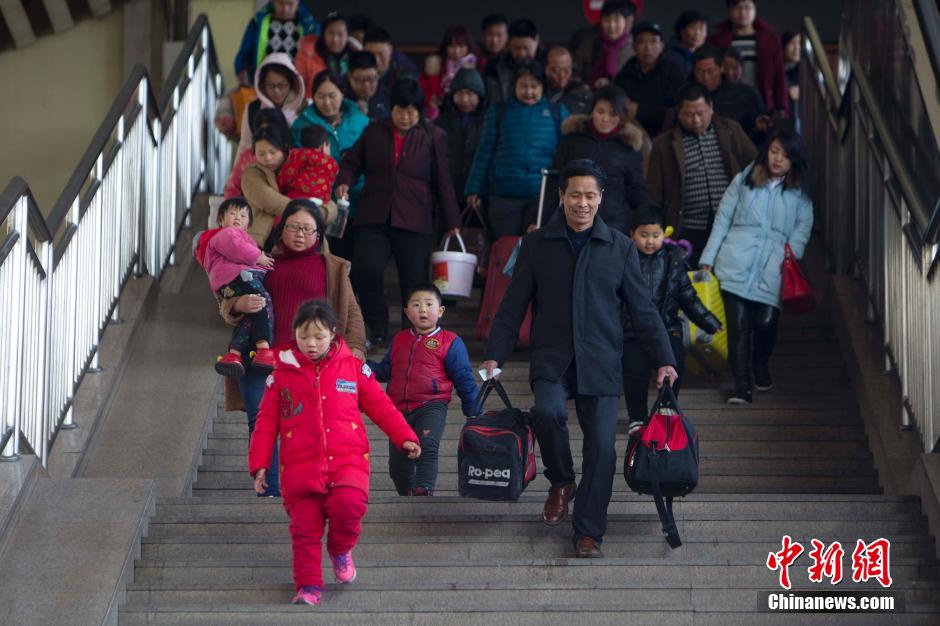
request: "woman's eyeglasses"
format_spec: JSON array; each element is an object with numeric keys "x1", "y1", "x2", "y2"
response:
[{"x1": 284, "y1": 224, "x2": 318, "y2": 235}]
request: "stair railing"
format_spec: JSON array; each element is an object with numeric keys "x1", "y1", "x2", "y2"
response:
[
  {"x1": 0, "y1": 14, "x2": 231, "y2": 467},
  {"x1": 803, "y1": 7, "x2": 940, "y2": 453}
]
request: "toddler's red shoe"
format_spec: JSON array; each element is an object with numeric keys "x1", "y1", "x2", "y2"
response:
[
  {"x1": 214, "y1": 352, "x2": 245, "y2": 378},
  {"x1": 252, "y1": 348, "x2": 276, "y2": 371},
  {"x1": 291, "y1": 585, "x2": 323, "y2": 605},
  {"x1": 331, "y1": 550, "x2": 356, "y2": 583}
]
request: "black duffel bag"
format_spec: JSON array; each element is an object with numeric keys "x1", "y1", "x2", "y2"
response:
[
  {"x1": 624, "y1": 384, "x2": 699, "y2": 548},
  {"x1": 458, "y1": 379, "x2": 536, "y2": 501}
]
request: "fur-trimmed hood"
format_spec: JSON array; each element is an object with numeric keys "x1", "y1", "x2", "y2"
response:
[{"x1": 561, "y1": 114, "x2": 644, "y2": 152}]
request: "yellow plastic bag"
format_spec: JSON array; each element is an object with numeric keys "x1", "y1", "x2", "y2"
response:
[{"x1": 681, "y1": 270, "x2": 728, "y2": 375}]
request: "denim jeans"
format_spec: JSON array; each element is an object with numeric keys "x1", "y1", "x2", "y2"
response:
[
  {"x1": 239, "y1": 368, "x2": 280, "y2": 497},
  {"x1": 388, "y1": 401, "x2": 448, "y2": 494}
]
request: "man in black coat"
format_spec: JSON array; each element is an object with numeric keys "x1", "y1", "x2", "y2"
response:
[
  {"x1": 614, "y1": 21, "x2": 687, "y2": 137},
  {"x1": 481, "y1": 160, "x2": 677, "y2": 558}
]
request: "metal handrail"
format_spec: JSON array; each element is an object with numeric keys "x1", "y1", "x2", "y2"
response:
[
  {"x1": 0, "y1": 15, "x2": 232, "y2": 466},
  {"x1": 802, "y1": 11, "x2": 940, "y2": 453}
]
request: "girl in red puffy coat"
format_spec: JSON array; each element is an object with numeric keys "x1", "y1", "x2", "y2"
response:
[{"x1": 249, "y1": 300, "x2": 421, "y2": 606}]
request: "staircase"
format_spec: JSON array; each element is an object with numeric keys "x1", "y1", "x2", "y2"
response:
[{"x1": 119, "y1": 283, "x2": 940, "y2": 623}]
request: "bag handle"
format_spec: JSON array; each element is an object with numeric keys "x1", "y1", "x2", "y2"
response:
[
  {"x1": 649, "y1": 381, "x2": 683, "y2": 417},
  {"x1": 470, "y1": 378, "x2": 514, "y2": 416},
  {"x1": 460, "y1": 203, "x2": 489, "y2": 232},
  {"x1": 440, "y1": 232, "x2": 468, "y2": 254}
]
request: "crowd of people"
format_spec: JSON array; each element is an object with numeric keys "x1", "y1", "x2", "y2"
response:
[{"x1": 203, "y1": 0, "x2": 815, "y2": 606}]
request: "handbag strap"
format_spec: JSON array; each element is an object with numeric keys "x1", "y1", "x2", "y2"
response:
[
  {"x1": 648, "y1": 449, "x2": 682, "y2": 549},
  {"x1": 470, "y1": 378, "x2": 514, "y2": 416}
]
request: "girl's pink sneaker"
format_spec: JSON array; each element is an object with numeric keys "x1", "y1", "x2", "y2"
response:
[
  {"x1": 331, "y1": 551, "x2": 357, "y2": 583},
  {"x1": 291, "y1": 585, "x2": 323, "y2": 605}
]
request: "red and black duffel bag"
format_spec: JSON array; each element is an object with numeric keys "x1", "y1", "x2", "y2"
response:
[
  {"x1": 624, "y1": 384, "x2": 699, "y2": 549},
  {"x1": 458, "y1": 379, "x2": 537, "y2": 501}
]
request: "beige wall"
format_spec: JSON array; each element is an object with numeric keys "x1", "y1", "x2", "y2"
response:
[
  {"x1": 190, "y1": 0, "x2": 256, "y2": 92},
  {"x1": 0, "y1": 11, "x2": 124, "y2": 212}
]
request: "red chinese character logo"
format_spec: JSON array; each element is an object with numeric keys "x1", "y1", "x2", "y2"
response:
[
  {"x1": 767, "y1": 535, "x2": 805, "y2": 589},
  {"x1": 807, "y1": 539, "x2": 845, "y2": 584},
  {"x1": 851, "y1": 538, "x2": 893, "y2": 588}
]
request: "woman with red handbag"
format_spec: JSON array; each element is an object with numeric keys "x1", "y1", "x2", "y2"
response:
[{"x1": 699, "y1": 128, "x2": 813, "y2": 404}]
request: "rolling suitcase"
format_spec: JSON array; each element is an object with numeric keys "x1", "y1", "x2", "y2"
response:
[
  {"x1": 680, "y1": 270, "x2": 728, "y2": 375},
  {"x1": 474, "y1": 169, "x2": 556, "y2": 346}
]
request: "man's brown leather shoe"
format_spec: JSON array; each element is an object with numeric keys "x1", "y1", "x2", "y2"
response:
[
  {"x1": 575, "y1": 536, "x2": 602, "y2": 558},
  {"x1": 542, "y1": 482, "x2": 576, "y2": 526}
]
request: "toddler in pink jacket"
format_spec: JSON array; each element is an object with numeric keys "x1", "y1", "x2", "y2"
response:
[{"x1": 199, "y1": 198, "x2": 276, "y2": 377}]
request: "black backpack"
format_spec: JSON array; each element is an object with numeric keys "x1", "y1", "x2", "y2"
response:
[
  {"x1": 624, "y1": 384, "x2": 699, "y2": 548},
  {"x1": 458, "y1": 379, "x2": 537, "y2": 501}
]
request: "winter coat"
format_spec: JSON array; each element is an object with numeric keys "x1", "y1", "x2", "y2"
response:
[
  {"x1": 335, "y1": 120, "x2": 461, "y2": 234},
  {"x1": 483, "y1": 49, "x2": 549, "y2": 105},
  {"x1": 571, "y1": 27, "x2": 634, "y2": 84},
  {"x1": 237, "y1": 53, "x2": 307, "y2": 157},
  {"x1": 623, "y1": 244, "x2": 721, "y2": 340},
  {"x1": 549, "y1": 115, "x2": 652, "y2": 233},
  {"x1": 646, "y1": 116, "x2": 757, "y2": 234},
  {"x1": 248, "y1": 339, "x2": 419, "y2": 502},
  {"x1": 483, "y1": 216, "x2": 675, "y2": 396},
  {"x1": 708, "y1": 18, "x2": 789, "y2": 115},
  {"x1": 292, "y1": 99, "x2": 370, "y2": 216},
  {"x1": 234, "y1": 2, "x2": 317, "y2": 79},
  {"x1": 613, "y1": 56, "x2": 688, "y2": 137},
  {"x1": 369, "y1": 327, "x2": 478, "y2": 416},
  {"x1": 224, "y1": 149, "x2": 257, "y2": 199},
  {"x1": 699, "y1": 165, "x2": 814, "y2": 308},
  {"x1": 241, "y1": 162, "x2": 290, "y2": 246},
  {"x1": 464, "y1": 97, "x2": 569, "y2": 200},
  {"x1": 546, "y1": 82, "x2": 595, "y2": 117},
  {"x1": 662, "y1": 39, "x2": 694, "y2": 78},
  {"x1": 294, "y1": 35, "x2": 327, "y2": 101},
  {"x1": 277, "y1": 147, "x2": 339, "y2": 201},
  {"x1": 203, "y1": 226, "x2": 267, "y2": 292},
  {"x1": 220, "y1": 252, "x2": 367, "y2": 411}
]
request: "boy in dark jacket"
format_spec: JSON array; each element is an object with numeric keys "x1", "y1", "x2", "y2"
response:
[
  {"x1": 623, "y1": 207, "x2": 722, "y2": 431},
  {"x1": 368, "y1": 284, "x2": 478, "y2": 496}
]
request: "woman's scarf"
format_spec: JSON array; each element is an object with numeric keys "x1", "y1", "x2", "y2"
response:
[{"x1": 589, "y1": 28, "x2": 630, "y2": 85}]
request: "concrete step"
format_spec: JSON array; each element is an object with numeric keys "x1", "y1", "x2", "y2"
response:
[
  {"x1": 118, "y1": 605, "x2": 940, "y2": 625},
  {"x1": 140, "y1": 532, "x2": 937, "y2": 562},
  {"x1": 128, "y1": 558, "x2": 940, "y2": 588},
  {"x1": 201, "y1": 436, "x2": 875, "y2": 458},
  {"x1": 152, "y1": 494, "x2": 917, "y2": 519},
  {"x1": 121, "y1": 584, "x2": 939, "y2": 611},
  {"x1": 196, "y1": 454, "x2": 877, "y2": 475},
  {"x1": 144, "y1": 514, "x2": 923, "y2": 539}
]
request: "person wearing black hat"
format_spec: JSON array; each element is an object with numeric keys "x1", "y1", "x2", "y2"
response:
[
  {"x1": 480, "y1": 159, "x2": 677, "y2": 559},
  {"x1": 435, "y1": 68, "x2": 488, "y2": 212},
  {"x1": 614, "y1": 21, "x2": 688, "y2": 137}
]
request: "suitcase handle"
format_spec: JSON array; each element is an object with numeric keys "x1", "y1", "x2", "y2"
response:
[{"x1": 471, "y1": 378, "x2": 515, "y2": 416}]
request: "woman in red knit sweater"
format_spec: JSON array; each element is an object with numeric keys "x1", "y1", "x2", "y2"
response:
[{"x1": 221, "y1": 200, "x2": 366, "y2": 496}]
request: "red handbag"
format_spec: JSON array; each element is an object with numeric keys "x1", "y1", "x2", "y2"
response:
[{"x1": 781, "y1": 243, "x2": 815, "y2": 314}]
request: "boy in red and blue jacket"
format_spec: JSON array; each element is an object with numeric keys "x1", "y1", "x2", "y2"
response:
[{"x1": 368, "y1": 283, "x2": 478, "y2": 495}]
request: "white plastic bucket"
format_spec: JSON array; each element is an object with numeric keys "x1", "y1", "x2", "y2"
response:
[{"x1": 430, "y1": 233, "x2": 477, "y2": 298}]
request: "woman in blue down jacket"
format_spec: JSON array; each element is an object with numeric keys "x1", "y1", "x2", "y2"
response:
[
  {"x1": 699, "y1": 128, "x2": 813, "y2": 406},
  {"x1": 464, "y1": 62, "x2": 568, "y2": 238}
]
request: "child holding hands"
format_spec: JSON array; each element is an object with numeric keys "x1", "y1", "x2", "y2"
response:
[{"x1": 249, "y1": 301, "x2": 421, "y2": 606}]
